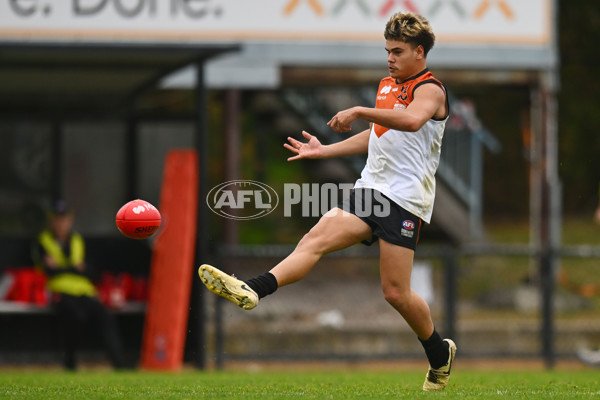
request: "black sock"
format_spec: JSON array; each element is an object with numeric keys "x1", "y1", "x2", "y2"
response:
[
  {"x1": 419, "y1": 329, "x2": 450, "y2": 369},
  {"x1": 244, "y1": 272, "x2": 278, "y2": 299}
]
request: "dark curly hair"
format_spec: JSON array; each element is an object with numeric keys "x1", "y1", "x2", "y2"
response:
[{"x1": 384, "y1": 12, "x2": 436, "y2": 56}]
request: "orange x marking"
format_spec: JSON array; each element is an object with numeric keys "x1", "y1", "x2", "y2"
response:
[
  {"x1": 474, "y1": 0, "x2": 514, "y2": 20},
  {"x1": 283, "y1": 0, "x2": 325, "y2": 16}
]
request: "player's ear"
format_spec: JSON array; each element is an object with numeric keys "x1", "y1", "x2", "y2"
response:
[{"x1": 415, "y1": 45, "x2": 425, "y2": 60}]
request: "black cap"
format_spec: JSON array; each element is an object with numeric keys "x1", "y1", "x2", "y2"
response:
[{"x1": 50, "y1": 200, "x2": 73, "y2": 216}]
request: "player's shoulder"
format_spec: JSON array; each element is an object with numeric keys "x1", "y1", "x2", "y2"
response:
[
  {"x1": 377, "y1": 76, "x2": 397, "y2": 92},
  {"x1": 379, "y1": 76, "x2": 396, "y2": 85},
  {"x1": 413, "y1": 70, "x2": 445, "y2": 93},
  {"x1": 414, "y1": 70, "x2": 441, "y2": 84}
]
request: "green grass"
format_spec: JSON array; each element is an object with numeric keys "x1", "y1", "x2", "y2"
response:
[{"x1": 0, "y1": 369, "x2": 599, "y2": 399}]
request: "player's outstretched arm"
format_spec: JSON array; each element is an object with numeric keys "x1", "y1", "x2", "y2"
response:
[
  {"x1": 284, "y1": 129, "x2": 369, "y2": 161},
  {"x1": 328, "y1": 84, "x2": 446, "y2": 133}
]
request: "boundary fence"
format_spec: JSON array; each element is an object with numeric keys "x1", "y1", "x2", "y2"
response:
[{"x1": 214, "y1": 243, "x2": 600, "y2": 369}]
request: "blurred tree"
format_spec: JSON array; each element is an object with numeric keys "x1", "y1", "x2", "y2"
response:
[{"x1": 558, "y1": 0, "x2": 600, "y2": 214}]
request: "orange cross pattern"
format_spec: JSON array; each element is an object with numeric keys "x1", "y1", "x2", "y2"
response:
[
  {"x1": 283, "y1": 0, "x2": 325, "y2": 16},
  {"x1": 473, "y1": 0, "x2": 514, "y2": 20}
]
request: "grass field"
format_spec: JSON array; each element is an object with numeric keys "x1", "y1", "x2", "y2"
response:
[{"x1": 1, "y1": 368, "x2": 599, "y2": 399}]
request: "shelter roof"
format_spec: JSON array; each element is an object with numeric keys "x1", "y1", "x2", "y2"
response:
[{"x1": 0, "y1": 42, "x2": 237, "y2": 116}]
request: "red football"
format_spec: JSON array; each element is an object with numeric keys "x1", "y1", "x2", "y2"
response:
[{"x1": 115, "y1": 199, "x2": 161, "y2": 239}]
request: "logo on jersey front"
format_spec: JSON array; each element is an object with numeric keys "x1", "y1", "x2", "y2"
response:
[
  {"x1": 398, "y1": 85, "x2": 409, "y2": 101},
  {"x1": 378, "y1": 85, "x2": 393, "y2": 100}
]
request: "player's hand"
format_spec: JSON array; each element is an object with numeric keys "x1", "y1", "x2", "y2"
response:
[
  {"x1": 327, "y1": 107, "x2": 359, "y2": 133},
  {"x1": 284, "y1": 131, "x2": 323, "y2": 161},
  {"x1": 594, "y1": 206, "x2": 600, "y2": 225}
]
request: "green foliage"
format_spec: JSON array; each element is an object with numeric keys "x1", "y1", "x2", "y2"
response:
[
  {"x1": 558, "y1": 0, "x2": 600, "y2": 213},
  {"x1": 449, "y1": 85, "x2": 531, "y2": 217}
]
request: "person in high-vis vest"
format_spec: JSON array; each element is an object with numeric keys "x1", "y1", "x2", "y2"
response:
[{"x1": 32, "y1": 200, "x2": 124, "y2": 370}]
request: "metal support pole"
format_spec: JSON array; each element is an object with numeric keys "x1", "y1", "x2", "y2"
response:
[
  {"x1": 540, "y1": 245, "x2": 555, "y2": 368},
  {"x1": 51, "y1": 119, "x2": 63, "y2": 203},
  {"x1": 193, "y1": 62, "x2": 208, "y2": 370},
  {"x1": 529, "y1": 88, "x2": 543, "y2": 284},
  {"x1": 216, "y1": 89, "x2": 242, "y2": 369},
  {"x1": 443, "y1": 247, "x2": 458, "y2": 342},
  {"x1": 537, "y1": 0, "x2": 561, "y2": 369},
  {"x1": 469, "y1": 132, "x2": 483, "y2": 239},
  {"x1": 537, "y1": 70, "x2": 561, "y2": 369},
  {"x1": 125, "y1": 104, "x2": 138, "y2": 200}
]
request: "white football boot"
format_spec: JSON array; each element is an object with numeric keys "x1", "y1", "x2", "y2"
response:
[
  {"x1": 198, "y1": 264, "x2": 258, "y2": 310},
  {"x1": 422, "y1": 339, "x2": 457, "y2": 391}
]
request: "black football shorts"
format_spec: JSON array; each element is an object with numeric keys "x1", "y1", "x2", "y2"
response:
[{"x1": 338, "y1": 188, "x2": 422, "y2": 250}]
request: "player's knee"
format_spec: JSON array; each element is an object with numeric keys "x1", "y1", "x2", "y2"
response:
[
  {"x1": 296, "y1": 228, "x2": 323, "y2": 252},
  {"x1": 382, "y1": 285, "x2": 411, "y2": 310},
  {"x1": 296, "y1": 224, "x2": 332, "y2": 255}
]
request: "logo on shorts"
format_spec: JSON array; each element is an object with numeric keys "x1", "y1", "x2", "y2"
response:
[{"x1": 401, "y1": 220, "x2": 415, "y2": 238}]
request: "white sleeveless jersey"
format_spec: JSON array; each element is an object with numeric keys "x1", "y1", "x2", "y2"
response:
[{"x1": 354, "y1": 69, "x2": 448, "y2": 223}]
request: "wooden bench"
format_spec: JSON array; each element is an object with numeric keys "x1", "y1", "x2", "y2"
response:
[{"x1": 0, "y1": 300, "x2": 145, "y2": 314}]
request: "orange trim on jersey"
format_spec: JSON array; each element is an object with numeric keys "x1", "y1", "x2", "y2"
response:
[{"x1": 373, "y1": 68, "x2": 444, "y2": 138}]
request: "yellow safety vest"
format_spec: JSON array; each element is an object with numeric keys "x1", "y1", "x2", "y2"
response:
[{"x1": 37, "y1": 230, "x2": 97, "y2": 297}]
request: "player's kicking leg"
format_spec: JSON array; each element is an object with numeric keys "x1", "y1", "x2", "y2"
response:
[{"x1": 199, "y1": 207, "x2": 372, "y2": 310}]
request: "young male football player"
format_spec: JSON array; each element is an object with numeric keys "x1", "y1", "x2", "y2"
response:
[{"x1": 199, "y1": 11, "x2": 456, "y2": 391}]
